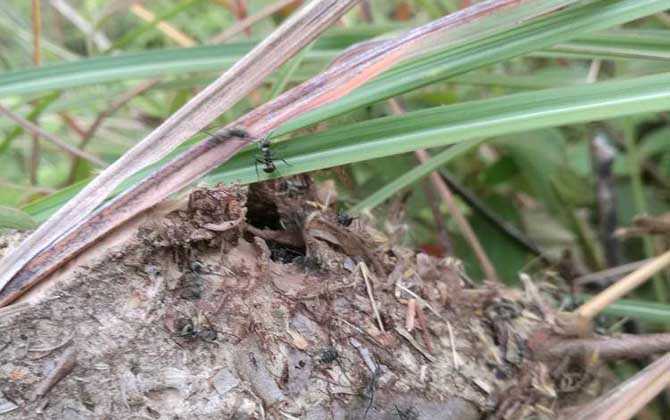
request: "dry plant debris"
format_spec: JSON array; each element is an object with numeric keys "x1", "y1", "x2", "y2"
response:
[{"x1": 0, "y1": 180, "x2": 608, "y2": 419}]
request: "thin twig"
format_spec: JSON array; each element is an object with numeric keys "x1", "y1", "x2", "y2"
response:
[
  {"x1": 395, "y1": 283, "x2": 442, "y2": 319},
  {"x1": 439, "y1": 168, "x2": 545, "y2": 258},
  {"x1": 32, "y1": 0, "x2": 41, "y2": 68},
  {"x1": 394, "y1": 326, "x2": 436, "y2": 363},
  {"x1": 405, "y1": 298, "x2": 417, "y2": 331},
  {"x1": 414, "y1": 303, "x2": 434, "y2": 353},
  {"x1": 0, "y1": 104, "x2": 106, "y2": 167},
  {"x1": 130, "y1": 3, "x2": 195, "y2": 47},
  {"x1": 386, "y1": 98, "x2": 498, "y2": 281},
  {"x1": 30, "y1": 0, "x2": 42, "y2": 186},
  {"x1": 446, "y1": 320, "x2": 460, "y2": 369},
  {"x1": 416, "y1": 149, "x2": 499, "y2": 282},
  {"x1": 59, "y1": 113, "x2": 87, "y2": 138},
  {"x1": 49, "y1": 0, "x2": 111, "y2": 50},
  {"x1": 65, "y1": 80, "x2": 160, "y2": 185},
  {"x1": 421, "y1": 180, "x2": 453, "y2": 255},
  {"x1": 576, "y1": 259, "x2": 651, "y2": 288},
  {"x1": 210, "y1": 0, "x2": 301, "y2": 43},
  {"x1": 576, "y1": 250, "x2": 670, "y2": 330},
  {"x1": 31, "y1": 346, "x2": 77, "y2": 400},
  {"x1": 359, "y1": 262, "x2": 385, "y2": 333}
]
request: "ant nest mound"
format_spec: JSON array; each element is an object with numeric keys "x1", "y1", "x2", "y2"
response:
[{"x1": 0, "y1": 178, "x2": 600, "y2": 419}]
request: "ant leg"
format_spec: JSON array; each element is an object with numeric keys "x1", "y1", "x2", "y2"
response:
[{"x1": 270, "y1": 149, "x2": 291, "y2": 167}]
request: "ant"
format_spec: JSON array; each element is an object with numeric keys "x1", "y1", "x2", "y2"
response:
[
  {"x1": 255, "y1": 135, "x2": 290, "y2": 177},
  {"x1": 202, "y1": 126, "x2": 290, "y2": 179},
  {"x1": 336, "y1": 210, "x2": 356, "y2": 227}
]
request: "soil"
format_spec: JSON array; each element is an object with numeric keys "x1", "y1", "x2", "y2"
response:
[{"x1": 0, "y1": 178, "x2": 600, "y2": 419}]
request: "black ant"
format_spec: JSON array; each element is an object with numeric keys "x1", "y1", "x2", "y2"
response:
[
  {"x1": 202, "y1": 126, "x2": 290, "y2": 179},
  {"x1": 174, "y1": 314, "x2": 218, "y2": 343},
  {"x1": 336, "y1": 210, "x2": 356, "y2": 227},
  {"x1": 255, "y1": 135, "x2": 289, "y2": 177},
  {"x1": 318, "y1": 347, "x2": 339, "y2": 364}
]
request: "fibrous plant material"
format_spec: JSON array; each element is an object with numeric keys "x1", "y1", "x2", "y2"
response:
[{"x1": 0, "y1": 182, "x2": 601, "y2": 419}]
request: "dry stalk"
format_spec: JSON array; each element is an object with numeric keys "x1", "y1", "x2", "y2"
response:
[
  {"x1": 576, "y1": 259, "x2": 650, "y2": 288},
  {"x1": 31, "y1": 346, "x2": 77, "y2": 401},
  {"x1": 0, "y1": 105, "x2": 105, "y2": 167},
  {"x1": 65, "y1": 80, "x2": 160, "y2": 185},
  {"x1": 130, "y1": 3, "x2": 196, "y2": 47},
  {"x1": 359, "y1": 262, "x2": 385, "y2": 333},
  {"x1": 532, "y1": 333, "x2": 670, "y2": 361},
  {"x1": 405, "y1": 298, "x2": 417, "y2": 331},
  {"x1": 575, "y1": 249, "x2": 670, "y2": 332},
  {"x1": 386, "y1": 97, "x2": 499, "y2": 282},
  {"x1": 30, "y1": 0, "x2": 43, "y2": 186},
  {"x1": 420, "y1": 151, "x2": 499, "y2": 281}
]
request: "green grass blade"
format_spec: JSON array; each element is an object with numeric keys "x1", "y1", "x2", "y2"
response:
[
  {"x1": 2, "y1": 16, "x2": 669, "y2": 98},
  {"x1": 548, "y1": 29, "x2": 670, "y2": 61},
  {"x1": 21, "y1": 71, "x2": 670, "y2": 221},
  {"x1": 0, "y1": 205, "x2": 37, "y2": 230},
  {"x1": 279, "y1": 0, "x2": 670, "y2": 134},
  {"x1": 350, "y1": 139, "x2": 484, "y2": 213},
  {"x1": 108, "y1": 0, "x2": 203, "y2": 51},
  {"x1": 0, "y1": 30, "x2": 387, "y2": 97},
  {"x1": 206, "y1": 71, "x2": 670, "y2": 192},
  {"x1": 580, "y1": 295, "x2": 670, "y2": 324}
]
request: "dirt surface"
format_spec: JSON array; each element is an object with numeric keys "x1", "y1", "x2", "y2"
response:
[{"x1": 0, "y1": 178, "x2": 599, "y2": 419}]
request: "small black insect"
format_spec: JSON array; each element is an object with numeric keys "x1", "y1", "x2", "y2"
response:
[
  {"x1": 174, "y1": 316, "x2": 218, "y2": 342},
  {"x1": 255, "y1": 136, "x2": 289, "y2": 177},
  {"x1": 394, "y1": 405, "x2": 420, "y2": 420},
  {"x1": 174, "y1": 317, "x2": 198, "y2": 340},
  {"x1": 336, "y1": 210, "x2": 356, "y2": 227},
  {"x1": 318, "y1": 347, "x2": 339, "y2": 364},
  {"x1": 296, "y1": 255, "x2": 323, "y2": 273}
]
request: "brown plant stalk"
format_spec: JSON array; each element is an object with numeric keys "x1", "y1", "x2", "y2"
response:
[{"x1": 531, "y1": 333, "x2": 670, "y2": 361}]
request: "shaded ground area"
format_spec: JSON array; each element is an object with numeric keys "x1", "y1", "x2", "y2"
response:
[{"x1": 0, "y1": 178, "x2": 600, "y2": 419}]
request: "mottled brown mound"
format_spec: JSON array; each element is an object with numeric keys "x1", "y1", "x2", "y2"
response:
[{"x1": 0, "y1": 180, "x2": 598, "y2": 419}]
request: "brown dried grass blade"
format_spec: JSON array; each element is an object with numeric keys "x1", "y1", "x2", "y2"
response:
[{"x1": 0, "y1": 0, "x2": 360, "y2": 299}]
